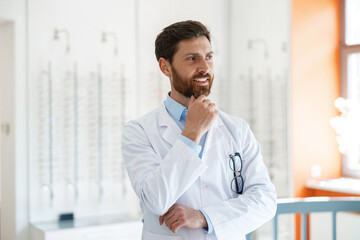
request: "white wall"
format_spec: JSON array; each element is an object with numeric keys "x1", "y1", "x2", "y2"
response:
[
  {"x1": 230, "y1": 0, "x2": 292, "y2": 198},
  {"x1": 0, "y1": 20, "x2": 16, "y2": 240},
  {"x1": 0, "y1": 0, "x2": 29, "y2": 239}
]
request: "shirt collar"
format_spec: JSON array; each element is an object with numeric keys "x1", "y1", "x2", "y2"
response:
[{"x1": 164, "y1": 93, "x2": 187, "y2": 121}]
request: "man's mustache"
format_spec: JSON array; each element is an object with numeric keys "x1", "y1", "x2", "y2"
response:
[{"x1": 192, "y1": 73, "x2": 212, "y2": 79}]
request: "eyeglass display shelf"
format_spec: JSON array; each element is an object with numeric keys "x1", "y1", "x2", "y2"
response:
[{"x1": 306, "y1": 177, "x2": 360, "y2": 196}]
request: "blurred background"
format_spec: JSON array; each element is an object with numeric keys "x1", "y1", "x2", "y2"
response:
[{"x1": 1, "y1": 0, "x2": 359, "y2": 239}]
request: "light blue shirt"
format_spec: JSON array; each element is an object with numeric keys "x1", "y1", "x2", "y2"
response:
[{"x1": 164, "y1": 94, "x2": 214, "y2": 234}]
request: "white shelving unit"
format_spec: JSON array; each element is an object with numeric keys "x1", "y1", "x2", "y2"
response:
[{"x1": 31, "y1": 217, "x2": 142, "y2": 240}]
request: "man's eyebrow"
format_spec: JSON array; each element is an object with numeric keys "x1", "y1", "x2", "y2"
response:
[{"x1": 183, "y1": 51, "x2": 214, "y2": 57}]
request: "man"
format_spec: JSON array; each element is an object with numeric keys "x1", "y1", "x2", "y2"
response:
[{"x1": 121, "y1": 20, "x2": 276, "y2": 240}]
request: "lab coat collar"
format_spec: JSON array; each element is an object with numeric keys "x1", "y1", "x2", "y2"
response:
[
  {"x1": 159, "y1": 103, "x2": 224, "y2": 153},
  {"x1": 159, "y1": 104, "x2": 182, "y2": 146},
  {"x1": 202, "y1": 114, "x2": 225, "y2": 154}
]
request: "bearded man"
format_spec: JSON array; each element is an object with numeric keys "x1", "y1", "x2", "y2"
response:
[{"x1": 121, "y1": 20, "x2": 276, "y2": 240}]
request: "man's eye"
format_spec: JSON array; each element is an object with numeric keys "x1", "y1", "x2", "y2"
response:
[
  {"x1": 206, "y1": 55, "x2": 213, "y2": 60},
  {"x1": 187, "y1": 57, "x2": 195, "y2": 61}
]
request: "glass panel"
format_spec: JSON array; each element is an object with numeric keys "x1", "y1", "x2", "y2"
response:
[
  {"x1": 345, "y1": 0, "x2": 360, "y2": 45},
  {"x1": 346, "y1": 53, "x2": 360, "y2": 167},
  {"x1": 347, "y1": 53, "x2": 360, "y2": 102}
]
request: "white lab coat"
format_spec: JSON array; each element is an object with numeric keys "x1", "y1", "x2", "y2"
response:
[{"x1": 121, "y1": 103, "x2": 277, "y2": 240}]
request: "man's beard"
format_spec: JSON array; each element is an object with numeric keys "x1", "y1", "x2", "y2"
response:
[{"x1": 171, "y1": 66, "x2": 214, "y2": 99}]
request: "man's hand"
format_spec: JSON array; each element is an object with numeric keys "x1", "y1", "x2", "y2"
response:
[
  {"x1": 182, "y1": 95, "x2": 219, "y2": 144},
  {"x1": 159, "y1": 203, "x2": 208, "y2": 234}
]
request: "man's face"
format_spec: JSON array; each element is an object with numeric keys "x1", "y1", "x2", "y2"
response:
[{"x1": 169, "y1": 36, "x2": 214, "y2": 99}]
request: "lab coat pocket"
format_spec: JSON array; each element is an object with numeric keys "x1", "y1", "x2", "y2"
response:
[{"x1": 142, "y1": 230, "x2": 182, "y2": 240}]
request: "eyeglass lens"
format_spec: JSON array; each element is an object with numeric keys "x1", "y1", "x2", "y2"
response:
[
  {"x1": 231, "y1": 176, "x2": 243, "y2": 193},
  {"x1": 229, "y1": 154, "x2": 242, "y2": 172}
]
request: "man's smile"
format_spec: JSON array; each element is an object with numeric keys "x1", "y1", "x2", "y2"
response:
[
  {"x1": 193, "y1": 78, "x2": 209, "y2": 86},
  {"x1": 193, "y1": 77, "x2": 208, "y2": 82}
]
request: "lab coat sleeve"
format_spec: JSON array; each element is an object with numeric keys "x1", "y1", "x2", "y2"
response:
[
  {"x1": 121, "y1": 121, "x2": 208, "y2": 216},
  {"x1": 202, "y1": 121, "x2": 277, "y2": 239}
]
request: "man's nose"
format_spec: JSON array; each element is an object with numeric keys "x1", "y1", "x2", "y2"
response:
[{"x1": 197, "y1": 58, "x2": 211, "y2": 74}]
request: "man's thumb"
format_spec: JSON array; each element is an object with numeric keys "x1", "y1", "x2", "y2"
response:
[{"x1": 190, "y1": 95, "x2": 195, "y2": 104}]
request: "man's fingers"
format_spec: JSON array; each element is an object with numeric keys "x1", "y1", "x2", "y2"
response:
[
  {"x1": 161, "y1": 203, "x2": 184, "y2": 232},
  {"x1": 163, "y1": 203, "x2": 178, "y2": 219},
  {"x1": 160, "y1": 202, "x2": 177, "y2": 226},
  {"x1": 171, "y1": 219, "x2": 184, "y2": 234},
  {"x1": 164, "y1": 209, "x2": 179, "y2": 229},
  {"x1": 208, "y1": 102, "x2": 217, "y2": 112},
  {"x1": 202, "y1": 99, "x2": 211, "y2": 106},
  {"x1": 194, "y1": 95, "x2": 207, "y2": 103},
  {"x1": 160, "y1": 204, "x2": 207, "y2": 232},
  {"x1": 168, "y1": 203, "x2": 178, "y2": 212},
  {"x1": 162, "y1": 204, "x2": 178, "y2": 228}
]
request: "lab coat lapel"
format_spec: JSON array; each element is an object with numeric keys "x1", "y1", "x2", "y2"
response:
[
  {"x1": 203, "y1": 116, "x2": 224, "y2": 154},
  {"x1": 159, "y1": 104, "x2": 182, "y2": 146}
]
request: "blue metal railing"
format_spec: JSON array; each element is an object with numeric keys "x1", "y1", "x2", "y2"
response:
[{"x1": 246, "y1": 197, "x2": 360, "y2": 240}]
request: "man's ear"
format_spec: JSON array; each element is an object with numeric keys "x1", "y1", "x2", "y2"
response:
[{"x1": 159, "y1": 58, "x2": 171, "y2": 77}]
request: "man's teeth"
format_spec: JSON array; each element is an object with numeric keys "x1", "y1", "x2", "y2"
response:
[{"x1": 194, "y1": 78, "x2": 207, "y2": 82}]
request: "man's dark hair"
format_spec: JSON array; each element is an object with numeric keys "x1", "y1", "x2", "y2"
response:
[{"x1": 155, "y1": 20, "x2": 211, "y2": 64}]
